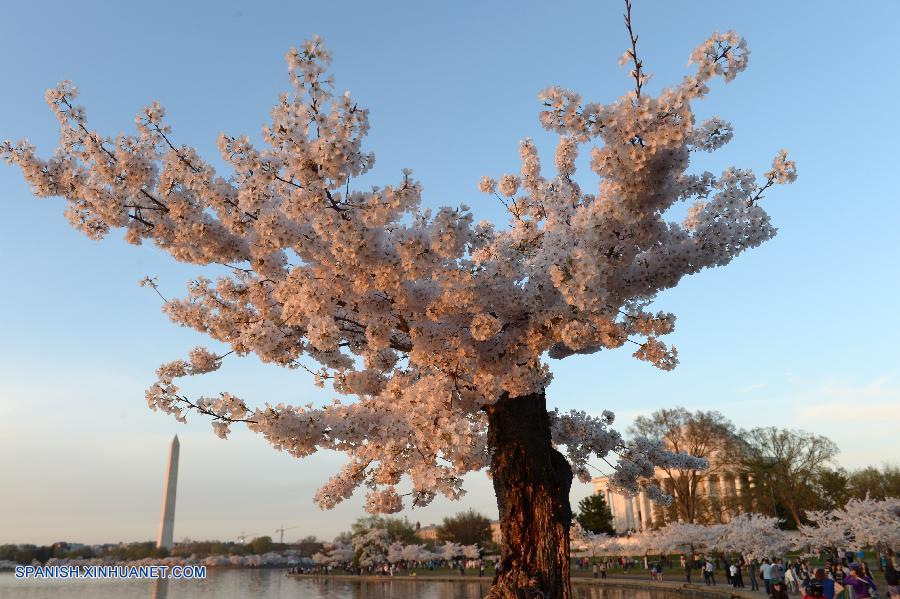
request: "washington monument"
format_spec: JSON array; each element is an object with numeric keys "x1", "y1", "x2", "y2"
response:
[{"x1": 156, "y1": 435, "x2": 179, "y2": 549}]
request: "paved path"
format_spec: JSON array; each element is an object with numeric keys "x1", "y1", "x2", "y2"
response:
[{"x1": 290, "y1": 572, "x2": 770, "y2": 598}]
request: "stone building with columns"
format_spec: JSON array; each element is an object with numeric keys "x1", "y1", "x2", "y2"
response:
[{"x1": 591, "y1": 470, "x2": 753, "y2": 532}]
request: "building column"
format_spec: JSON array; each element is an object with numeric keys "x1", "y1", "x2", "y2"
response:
[
  {"x1": 747, "y1": 474, "x2": 757, "y2": 510},
  {"x1": 640, "y1": 492, "x2": 653, "y2": 530},
  {"x1": 625, "y1": 494, "x2": 635, "y2": 531},
  {"x1": 636, "y1": 493, "x2": 645, "y2": 530},
  {"x1": 734, "y1": 473, "x2": 744, "y2": 512}
]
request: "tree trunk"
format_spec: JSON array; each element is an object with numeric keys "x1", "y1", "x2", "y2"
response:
[{"x1": 485, "y1": 391, "x2": 574, "y2": 599}]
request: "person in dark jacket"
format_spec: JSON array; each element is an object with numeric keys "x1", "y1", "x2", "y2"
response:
[
  {"x1": 749, "y1": 559, "x2": 760, "y2": 592},
  {"x1": 771, "y1": 580, "x2": 790, "y2": 599},
  {"x1": 885, "y1": 549, "x2": 899, "y2": 599}
]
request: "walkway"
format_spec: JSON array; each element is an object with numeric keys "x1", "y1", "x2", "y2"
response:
[{"x1": 290, "y1": 572, "x2": 767, "y2": 598}]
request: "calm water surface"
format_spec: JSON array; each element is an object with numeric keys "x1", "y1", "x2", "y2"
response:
[{"x1": 0, "y1": 569, "x2": 682, "y2": 598}]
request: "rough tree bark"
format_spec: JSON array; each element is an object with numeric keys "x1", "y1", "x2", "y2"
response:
[{"x1": 485, "y1": 391, "x2": 574, "y2": 599}]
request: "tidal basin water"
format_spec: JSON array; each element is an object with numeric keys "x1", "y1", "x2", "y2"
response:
[{"x1": 0, "y1": 569, "x2": 685, "y2": 598}]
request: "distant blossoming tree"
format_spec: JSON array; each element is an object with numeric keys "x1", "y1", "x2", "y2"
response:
[
  {"x1": 798, "y1": 497, "x2": 900, "y2": 555},
  {"x1": 2, "y1": 2, "x2": 795, "y2": 596}
]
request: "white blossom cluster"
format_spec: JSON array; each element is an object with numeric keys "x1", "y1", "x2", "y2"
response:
[
  {"x1": 312, "y1": 542, "x2": 354, "y2": 566},
  {"x1": 573, "y1": 499, "x2": 900, "y2": 559},
  {"x1": 574, "y1": 514, "x2": 789, "y2": 559},
  {"x1": 607, "y1": 436, "x2": 708, "y2": 502},
  {"x1": 351, "y1": 527, "x2": 391, "y2": 567},
  {"x1": 320, "y1": 529, "x2": 479, "y2": 566},
  {"x1": 797, "y1": 497, "x2": 900, "y2": 553},
  {"x1": 2, "y1": 30, "x2": 794, "y2": 513}
]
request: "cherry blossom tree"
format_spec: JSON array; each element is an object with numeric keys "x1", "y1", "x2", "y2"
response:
[
  {"x1": 312, "y1": 542, "x2": 354, "y2": 566},
  {"x1": 438, "y1": 541, "x2": 466, "y2": 562},
  {"x1": 400, "y1": 543, "x2": 435, "y2": 563},
  {"x1": 1, "y1": 2, "x2": 795, "y2": 596},
  {"x1": 797, "y1": 509, "x2": 852, "y2": 556},
  {"x1": 843, "y1": 497, "x2": 900, "y2": 553},
  {"x1": 799, "y1": 498, "x2": 900, "y2": 555},
  {"x1": 713, "y1": 513, "x2": 789, "y2": 559},
  {"x1": 352, "y1": 528, "x2": 390, "y2": 567},
  {"x1": 570, "y1": 523, "x2": 620, "y2": 558},
  {"x1": 652, "y1": 522, "x2": 716, "y2": 557}
]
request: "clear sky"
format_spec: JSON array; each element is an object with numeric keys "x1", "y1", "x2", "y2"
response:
[{"x1": 1, "y1": 0, "x2": 898, "y2": 546}]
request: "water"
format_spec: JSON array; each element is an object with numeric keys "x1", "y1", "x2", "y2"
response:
[{"x1": 0, "y1": 569, "x2": 683, "y2": 598}]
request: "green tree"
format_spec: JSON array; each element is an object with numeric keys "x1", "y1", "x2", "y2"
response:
[
  {"x1": 437, "y1": 509, "x2": 493, "y2": 546},
  {"x1": 575, "y1": 493, "x2": 614, "y2": 534},
  {"x1": 249, "y1": 535, "x2": 273, "y2": 554},
  {"x1": 848, "y1": 465, "x2": 900, "y2": 500},
  {"x1": 742, "y1": 427, "x2": 839, "y2": 528},
  {"x1": 294, "y1": 535, "x2": 324, "y2": 557},
  {"x1": 818, "y1": 468, "x2": 850, "y2": 511}
]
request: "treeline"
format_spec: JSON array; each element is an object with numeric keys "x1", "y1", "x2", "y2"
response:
[
  {"x1": 625, "y1": 407, "x2": 900, "y2": 529},
  {"x1": 336, "y1": 511, "x2": 498, "y2": 558},
  {"x1": 0, "y1": 535, "x2": 325, "y2": 565},
  {"x1": 0, "y1": 542, "x2": 168, "y2": 564}
]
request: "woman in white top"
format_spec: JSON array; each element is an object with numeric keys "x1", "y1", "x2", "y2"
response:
[{"x1": 784, "y1": 566, "x2": 800, "y2": 594}]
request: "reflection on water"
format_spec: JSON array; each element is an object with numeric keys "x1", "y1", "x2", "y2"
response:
[
  {"x1": 151, "y1": 577, "x2": 168, "y2": 599},
  {"x1": 571, "y1": 586, "x2": 681, "y2": 599},
  {"x1": 0, "y1": 570, "x2": 690, "y2": 599}
]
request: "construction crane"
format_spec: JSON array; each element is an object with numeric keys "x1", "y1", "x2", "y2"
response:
[
  {"x1": 274, "y1": 524, "x2": 300, "y2": 544},
  {"x1": 237, "y1": 531, "x2": 259, "y2": 545}
]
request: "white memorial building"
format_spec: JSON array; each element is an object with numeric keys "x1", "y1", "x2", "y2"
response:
[{"x1": 592, "y1": 469, "x2": 753, "y2": 533}]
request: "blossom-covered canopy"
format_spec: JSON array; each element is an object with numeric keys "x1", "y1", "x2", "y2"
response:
[{"x1": 2, "y1": 32, "x2": 795, "y2": 514}]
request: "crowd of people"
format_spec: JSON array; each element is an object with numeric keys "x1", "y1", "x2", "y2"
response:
[
  {"x1": 290, "y1": 545, "x2": 900, "y2": 599},
  {"x1": 572, "y1": 547, "x2": 899, "y2": 599},
  {"x1": 289, "y1": 557, "x2": 493, "y2": 577},
  {"x1": 673, "y1": 548, "x2": 899, "y2": 599}
]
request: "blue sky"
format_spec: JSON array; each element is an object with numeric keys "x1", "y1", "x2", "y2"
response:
[{"x1": 1, "y1": 0, "x2": 898, "y2": 545}]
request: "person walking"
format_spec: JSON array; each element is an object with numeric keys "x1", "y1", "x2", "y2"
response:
[
  {"x1": 750, "y1": 559, "x2": 760, "y2": 592},
  {"x1": 593, "y1": 563, "x2": 598, "y2": 579},
  {"x1": 785, "y1": 566, "x2": 801, "y2": 594},
  {"x1": 706, "y1": 559, "x2": 717, "y2": 586},
  {"x1": 843, "y1": 565, "x2": 877, "y2": 599},
  {"x1": 772, "y1": 560, "x2": 785, "y2": 589},
  {"x1": 685, "y1": 560, "x2": 693, "y2": 584},
  {"x1": 731, "y1": 563, "x2": 741, "y2": 588},
  {"x1": 885, "y1": 549, "x2": 899, "y2": 599},
  {"x1": 763, "y1": 559, "x2": 775, "y2": 595},
  {"x1": 600, "y1": 561, "x2": 607, "y2": 579}
]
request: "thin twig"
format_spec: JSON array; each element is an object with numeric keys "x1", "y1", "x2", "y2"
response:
[{"x1": 623, "y1": 0, "x2": 645, "y2": 99}]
